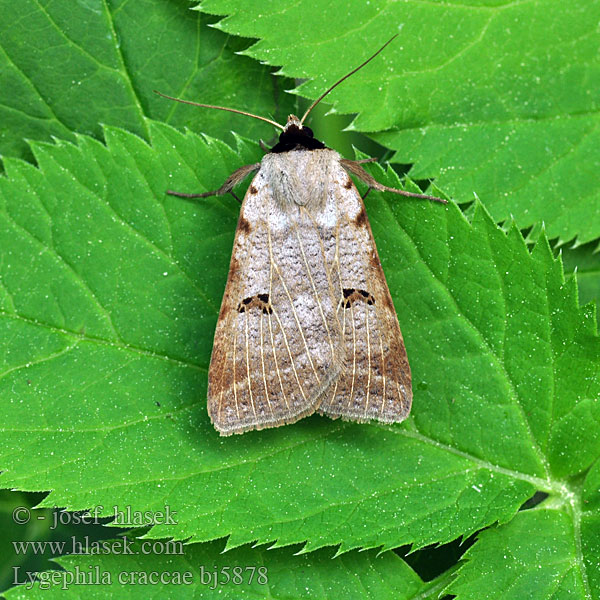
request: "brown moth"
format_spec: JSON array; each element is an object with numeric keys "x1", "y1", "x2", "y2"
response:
[{"x1": 156, "y1": 37, "x2": 446, "y2": 435}]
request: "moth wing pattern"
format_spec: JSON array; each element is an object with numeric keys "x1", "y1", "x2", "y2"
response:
[
  {"x1": 208, "y1": 156, "x2": 345, "y2": 435},
  {"x1": 316, "y1": 158, "x2": 412, "y2": 423}
]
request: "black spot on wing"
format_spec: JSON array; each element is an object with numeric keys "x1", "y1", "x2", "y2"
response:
[
  {"x1": 237, "y1": 294, "x2": 273, "y2": 315},
  {"x1": 340, "y1": 288, "x2": 375, "y2": 309}
]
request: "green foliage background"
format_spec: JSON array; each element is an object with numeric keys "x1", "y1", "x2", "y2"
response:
[{"x1": 0, "y1": 0, "x2": 599, "y2": 598}]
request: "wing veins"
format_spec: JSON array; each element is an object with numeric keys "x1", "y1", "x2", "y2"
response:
[
  {"x1": 244, "y1": 316, "x2": 257, "y2": 420},
  {"x1": 365, "y1": 306, "x2": 371, "y2": 417},
  {"x1": 259, "y1": 315, "x2": 274, "y2": 418},
  {"x1": 267, "y1": 226, "x2": 322, "y2": 385},
  {"x1": 232, "y1": 328, "x2": 240, "y2": 420},
  {"x1": 270, "y1": 306, "x2": 309, "y2": 402},
  {"x1": 216, "y1": 333, "x2": 230, "y2": 425},
  {"x1": 268, "y1": 313, "x2": 290, "y2": 411},
  {"x1": 347, "y1": 302, "x2": 357, "y2": 409},
  {"x1": 294, "y1": 210, "x2": 335, "y2": 368},
  {"x1": 379, "y1": 335, "x2": 387, "y2": 418},
  {"x1": 267, "y1": 245, "x2": 290, "y2": 411}
]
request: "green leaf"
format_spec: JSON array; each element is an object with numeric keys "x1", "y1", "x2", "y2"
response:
[
  {"x1": 447, "y1": 509, "x2": 591, "y2": 599},
  {"x1": 1, "y1": 124, "x2": 598, "y2": 596},
  {"x1": 197, "y1": 0, "x2": 600, "y2": 244},
  {"x1": 2, "y1": 3, "x2": 599, "y2": 597},
  {"x1": 4, "y1": 539, "x2": 428, "y2": 599},
  {"x1": 583, "y1": 458, "x2": 600, "y2": 596},
  {"x1": 0, "y1": 1, "x2": 294, "y2": 162},
  {"x1": 561, "y1": 241, "x2": 600, "y2": 308}
]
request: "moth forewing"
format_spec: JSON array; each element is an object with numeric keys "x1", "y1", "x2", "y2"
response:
[
  {"x1": 207, "y1": 151, "x2": 346, "y2": 435},
  {"x1": 314, "y1": 154, "x2": 412, "y2": 423}
]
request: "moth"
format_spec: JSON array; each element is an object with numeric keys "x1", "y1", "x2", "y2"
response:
[{"x1": 156, "y1": 37, "x2": 446, "y2": 435}]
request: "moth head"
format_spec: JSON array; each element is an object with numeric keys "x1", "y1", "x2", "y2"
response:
[{"x1": 269, "y1": 115, "x2": 325, "y2": 153}]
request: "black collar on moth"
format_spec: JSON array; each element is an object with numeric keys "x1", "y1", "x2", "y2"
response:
[{"x1": 270, "y1": 115, "x2": 326, "y2": 153}]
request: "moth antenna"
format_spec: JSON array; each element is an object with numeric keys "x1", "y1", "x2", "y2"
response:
[
  {"x1": 300, "y1": 34, "x2": 398, "y2": 125},
  {"x1": 153, "y1": 90, "x2": 285, "y2": 130}
]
